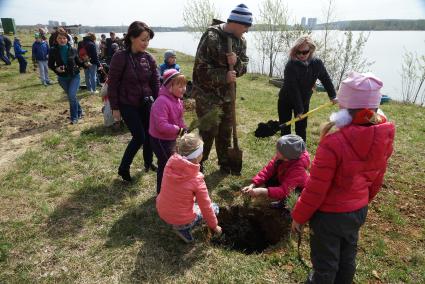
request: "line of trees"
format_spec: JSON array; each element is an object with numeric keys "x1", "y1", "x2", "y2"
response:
[
  {"x1": 14, "y1": 19, "x2": 425, "y2": 34},
  {"x1": 316, "y1": 19, "x2": 425, "y2": 31}
]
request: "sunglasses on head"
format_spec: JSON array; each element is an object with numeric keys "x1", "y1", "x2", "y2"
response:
[{"x1": 296, "y1": 49, "x2": 310, "y2": 55}]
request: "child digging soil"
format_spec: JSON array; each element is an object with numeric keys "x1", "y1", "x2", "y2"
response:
[{"x1": 241, "y1": 134, "x2": 310, "y2": 208}]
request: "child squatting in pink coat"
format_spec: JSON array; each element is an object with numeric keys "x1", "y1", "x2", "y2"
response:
[{"x1": 156, "y1": 133, "x2": 222, "y2": 243}]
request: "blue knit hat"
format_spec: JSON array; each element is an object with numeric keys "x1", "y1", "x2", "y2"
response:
[
  {"x1": 164, "y1": 50, "x2": 176, "y2": 62},
  {"x1": 227, "y1": 4, "x2": 253, "y2": 27}
]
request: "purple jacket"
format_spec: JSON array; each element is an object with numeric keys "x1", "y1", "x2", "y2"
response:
[
  {"x1": 149, "y1": 86, "x2": 186, "y2": 140},
  {"x1": 108, "y1": 50, "x2": 160, "y2": 110}
]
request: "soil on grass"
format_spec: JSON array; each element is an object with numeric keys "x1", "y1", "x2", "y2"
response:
[{"x1": 213, "y1": 205, "x2": 291, "y2": 254}]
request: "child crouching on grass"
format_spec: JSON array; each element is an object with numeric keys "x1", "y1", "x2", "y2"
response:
[
  {"x1": 156, "y1": 133, "x2": 222, "y2": 243},
  {"x1": 291, "y1": 72, "x2": 395, "y2": 283},
  {"x1": 242, "y1": 134, "x2": 310, "y2": 207}
]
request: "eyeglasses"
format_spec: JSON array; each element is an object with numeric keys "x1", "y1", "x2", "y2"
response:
[{"x1": 296, "y1": 49, "x2": 310, "y2": 55}]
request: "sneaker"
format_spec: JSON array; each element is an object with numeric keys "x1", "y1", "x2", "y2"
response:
[
  {"x1": 42, "y1": 82, "x2": 48, "y2": 87},
  {"x1": 78, "y1": 112, "x2": 85, "y2": 119},
  {"x1": 174, "y1": 228, "x2": 194, "y2": 243},
  {"x1": 46, "y1": 81, "x2": 53, "y2": 85},
  {"x1": 70, "y1": 119, "x2": 78, "y2": 125},
  {"x1": 94, "y1": 90, "x2": 99, "y2": 94},
  {"x1": 118, "y1": 167, "x2": 132, "y2": 182}
]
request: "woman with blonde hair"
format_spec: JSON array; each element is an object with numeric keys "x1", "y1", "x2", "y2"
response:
[{"x1": 278, "y1": 35, "x2": 337, "y2": 142}]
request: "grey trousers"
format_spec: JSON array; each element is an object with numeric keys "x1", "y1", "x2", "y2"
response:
[{"x1": 307, "y1": 206, "x2": 368, "y2": 284}]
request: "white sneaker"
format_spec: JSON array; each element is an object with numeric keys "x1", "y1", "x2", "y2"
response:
[{"x1": 94, "y1": 90, "x2": 99, "y2": 94}]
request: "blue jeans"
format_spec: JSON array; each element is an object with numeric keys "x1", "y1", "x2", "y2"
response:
[
  {"x1": 37, "y1": 60, "x2": 50, "y2": 84},
  {"x1": 0, "y1": 48, "x2": 11, "y2": 65},
  {"x1": 150, "y1": 137, "x2": 176, "y2": 194},
  {"x1": 16, "y1": 55, "x2": 27, "y2": 73},
  {"x1": 58, "y1": 74, "x2": 82, "y2": 122},
  {"x1": 84, "y1": 64, "x2": 97, "y2": 92},
  {"x1": 173, "y1": 203, "x2": 220, "y2": 230}
]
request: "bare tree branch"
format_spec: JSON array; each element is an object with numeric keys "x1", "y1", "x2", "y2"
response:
[{"x1": 182, "y1": 0, "x2": 221, "y2": 39}]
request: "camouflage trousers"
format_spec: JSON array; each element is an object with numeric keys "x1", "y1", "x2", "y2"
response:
[{"x1": 195, "y1": 94, "x2": 233, "y2": 169}]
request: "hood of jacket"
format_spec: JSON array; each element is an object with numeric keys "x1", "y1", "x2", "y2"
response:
[
  {"x1": 340, "y1": 122, "x2": 395, "y2": 161},
  {"x1": 166, "y1": 154, "x2": 201, "y2": 181}
]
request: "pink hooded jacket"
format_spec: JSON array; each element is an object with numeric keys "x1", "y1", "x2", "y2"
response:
[
  {"x1": 149, "y1": 86, "x2": 186, "y2": 140},
  {"x1": 252, "y1": 151, "x2": 310, "y2": 200},
  {"x1": 156, "y1": 153, "x2": 218, "y2": 229}
]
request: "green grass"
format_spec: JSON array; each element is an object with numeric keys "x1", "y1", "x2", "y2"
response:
[{"x1": 0, "y1": 32, "x2": 424, "y2": 283}]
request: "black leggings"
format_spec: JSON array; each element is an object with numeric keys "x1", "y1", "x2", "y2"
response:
[
  {"x1": 278, "y1": 97, "x2": 310, "y2": 142},
  {"x1": 119, "y1": 103, "x2": 153, "y2": 171}
]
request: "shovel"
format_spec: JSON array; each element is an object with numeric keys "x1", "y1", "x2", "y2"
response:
[
  {"x1": 255, "y1": 101, "x2": 333, "y2": 138},
  {"x1": 227, "y1": 36, "x2": 243, "y2": 175}
]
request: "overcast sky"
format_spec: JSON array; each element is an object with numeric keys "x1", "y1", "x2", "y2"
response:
[{"x1": 1, "y1": 0, "x2": 424, "y2": 26}]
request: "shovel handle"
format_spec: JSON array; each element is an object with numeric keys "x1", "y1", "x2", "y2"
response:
[
  {"x1": 281, "y1": 101, "x2": 333, "y2": 127},
  {"x1": 227, "y1": 36, "x2": 239, "y2": 149}
]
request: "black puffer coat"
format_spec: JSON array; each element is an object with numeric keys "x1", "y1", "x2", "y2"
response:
[{"x1": 279, "y1": 58, "x2": 336, "y2": 115}]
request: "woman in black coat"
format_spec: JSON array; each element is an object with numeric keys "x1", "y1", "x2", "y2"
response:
[{"x1": 278, "y1": 36, "x2": 337, "y2": 142}]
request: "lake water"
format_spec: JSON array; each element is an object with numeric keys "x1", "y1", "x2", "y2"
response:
[{"x1": 100, "y1": 31, "x2": 425, "y2": 102}]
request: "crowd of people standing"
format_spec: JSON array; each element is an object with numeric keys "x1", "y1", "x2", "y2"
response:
[{"x1": 1, "y1": 4, "x2": 396, "y2": 282}]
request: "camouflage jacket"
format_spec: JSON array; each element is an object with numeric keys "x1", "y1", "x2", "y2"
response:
[{"x1": 192, "y1": 24, "x2": 249, "y2": 104}]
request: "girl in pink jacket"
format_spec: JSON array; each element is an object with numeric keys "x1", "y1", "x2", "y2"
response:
[
  {"x1": 156, "y1": 133, "x2": 222, "y2": 243},
  {"x1": 242, "y1": 134, "x2": 310, "y2": 205},
  {"x1": 291, "y1": 72, "x2": 395, "y2": 284},
  {"x1": 150, "y1": 69, "x2": 187, "y2": 194}
]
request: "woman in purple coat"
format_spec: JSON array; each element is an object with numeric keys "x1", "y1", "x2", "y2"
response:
[{"x1": 108, "y1": 21, "x2": 160, "y2": 182}]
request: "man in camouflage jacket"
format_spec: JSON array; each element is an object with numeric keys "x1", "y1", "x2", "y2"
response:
[{"x1": 192, "y1": 4, "x2": 252, "y2": 173}]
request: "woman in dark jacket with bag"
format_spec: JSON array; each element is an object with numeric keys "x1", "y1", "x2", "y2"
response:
[
  {"x1": 278, "y1": 36, "x2": 337, "y2": 142},
  {"x1": 48, "y1": 28, "x2": 85, "y2": 124},
  {"x1": 108, "y1": 21, "x2": 160, "y2": 182}
]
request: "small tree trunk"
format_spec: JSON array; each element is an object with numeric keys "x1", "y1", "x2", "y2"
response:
[{"x1": 269, "y1": 52, "x2": 274, "y2": 77}]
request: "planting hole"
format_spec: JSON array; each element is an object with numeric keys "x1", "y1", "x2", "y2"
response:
[{"x1": 212, "y1": 205, "x2": 291, "y2": 254}]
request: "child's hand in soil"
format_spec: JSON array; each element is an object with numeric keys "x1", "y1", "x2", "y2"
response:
[
  {"x1": 241, "y1": 183, "x2": 255, "y2": 194},
  {"x1": 291, "y1": 220, "x2": 303, "y2": 234},
  {"x1": 213, "y1": 225, "x2": 222, "y2": 236},
  {"x1": 242, "y1": 186, "x2": 268, "y2": 197}
]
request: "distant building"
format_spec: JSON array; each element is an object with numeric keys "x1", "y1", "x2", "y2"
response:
[
  {"x1": 61, "y1": 22, "x2": 66, "y2": 26},
  {"x1": 307, "y1": 18, "x2": 317, "y2": 28},
  {"x1": 301, "y1": 17, "x2": 306, "y2": 26},
  {"x1": 48, "y1": 20, "x2": 60, "y2": 27}
]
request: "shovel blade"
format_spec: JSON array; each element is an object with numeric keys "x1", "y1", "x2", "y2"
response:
[{"x1": 228, "y1": 147, "x2": 243, "y2": 175}]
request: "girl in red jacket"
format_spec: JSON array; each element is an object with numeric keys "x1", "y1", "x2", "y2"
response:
[
  {"x1": 291, "y1": 72, "x2": 395, "y2": 284},
  {"x1": 242, "y1": 134, "x2": 310, "y2": 204},
  {"x1": 156, "y1": 133, "x2": 222, "y2": 243}
]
